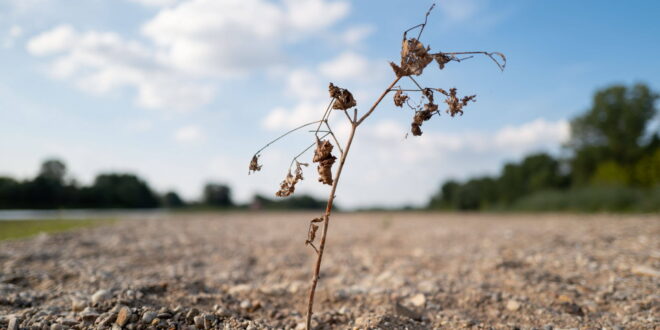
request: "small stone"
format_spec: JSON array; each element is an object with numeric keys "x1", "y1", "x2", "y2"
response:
[
  {"x1": 50, "y1": 324, "x2": 64, "y2": 330},
  {"x1": 91, "y1": 290, "x2": 111, "y2": 305},
  {"x1": 240, "y1": 300, "x2": 251, "y2": 309},
  {"x1": 543, "y1": 326, "x2": 553, "y2": 330},
  {"x1": 193, "y1": 315, "x2": 204, "y2": 329},
  {"x1": 203, "y1": 314, "x2": 216, "y2": 329},
  {"x1": 60, "y1": 319, "x2": 78, "y2": 326},
  {"x1": 506, "y1": 300, "x2": 521, "y2": 311},
  {"x1": 142, "y1": 311, "x2": 157, "y2": 324},
  {"x1": 157, "y1": 313, "x2": 172, "y2": 319},
  {"x1": 393, "y1": 301, "x2": 422, "y2": 321},
  {"x1": 116, "y1": 306, "x2": 132, "y2": 326},
  {"x1": 631, "y1": 265, "x2": 660, "y2": 277},
  {"x1": 7, "y1": 317, "x2": 19, "y2": 330},
  {"x1": 215, "y1": 307, "x2": 231, "y2": 318},
  {"x1": 81, "y1": 311, "x2": 100, "y2": 323},
  {"x1": 408, "y1": 293, "x2": 426, "y2": 307},
  {"x1": 71, "y1": 298, "x2": 87, "y2": 312},
  {"x1": 186, "y1": 308, "x2": 200, "y2": 320}
]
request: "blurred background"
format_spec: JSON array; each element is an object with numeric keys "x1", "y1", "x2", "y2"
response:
[{"x1": 1, "y1": 0, "x2": 659, "y2": 214}]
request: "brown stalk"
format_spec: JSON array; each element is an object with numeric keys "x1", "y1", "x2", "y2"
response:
[{"x1": 305, "y1": 77, "x2": 400, "y2": 329}]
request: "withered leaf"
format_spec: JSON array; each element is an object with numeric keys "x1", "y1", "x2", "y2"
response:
[
  {"x1": 275, "y1": 161, "x2": 307, "y2": 197},
  {"x1": 410, "y1": 102, "x2": 436, "y2": 136},
  {"x1": 437, "y1": 87, "x2": 476, "y2": 117},
  {"x1": 313, "y1": 140, "x2": 336, "y2": 185},
  {"x1": 328, "y1": 83, "x2": 356, "y2": 110},
  {"x1": 393, "y1": 90, "x2": 409, "y2": 107},
  {"x1": 394, "y1": 38, "x2": 434, "y2": 77},
  {"x1": 248, "y1": 154, "x2": 262, "y2": 174}
]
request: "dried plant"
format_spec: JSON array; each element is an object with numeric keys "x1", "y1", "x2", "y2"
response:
[{"x1": 249, "y1": 4, "x2": 505, "y2": 329}]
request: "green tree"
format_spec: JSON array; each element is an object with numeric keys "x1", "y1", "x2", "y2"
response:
[
  {"x1": 38, "y1": 159, "x2": 67, "y2": 183},
  {"x1": 163, "y1": 191, "x2": 185, "y2": 208},
  {"x1": 569, "y1": 83, "x2": 658, "y2": 183},
  {"x1": 203, "y1": 183, "x2": 233, "y2": 207},
  {"x1": 85, "y1": 173, "x2": 160, "y2": 208}
]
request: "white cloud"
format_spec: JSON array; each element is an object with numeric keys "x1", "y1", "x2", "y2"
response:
[
  {"x1": 174, "y1": 125, "x2": 204, "y2": 143},
  {"x1": 318, "y1": 51, "x2": 383, "y2": 83},
  {"x1": 340, "y1": 25, "x2": 375, "y2": 46},
  {"x1": 263, "y1": 51, "x2": 387, "y2": 130},
  {"x1": 26, "y1": 0, "x2": 351, "y2": 111},
  {"x1": 141, "y1": 0, "x2": 350, "y2": 77},
  {"x1": 26, "y1": 24, "x2": 76, "y2": 55},
  {"x1": 27, "y1": 25, "x2": 215, "y2": 111}
]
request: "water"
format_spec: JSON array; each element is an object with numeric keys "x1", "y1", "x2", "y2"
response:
[{"x1": 0, "y1": 209, "x2": 169, "y2": 221}]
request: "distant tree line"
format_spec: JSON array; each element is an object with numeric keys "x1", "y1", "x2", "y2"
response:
[
  {"x1": 0, "y1": 160, "x2": 329, "y2": 210},
  {"x1": 428, "y1": 83, "x2": 660, "y2": 212}
]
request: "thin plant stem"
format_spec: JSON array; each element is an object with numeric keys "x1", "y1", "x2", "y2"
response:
[
  {"x1": 306, "y1": 76, "x2": 401, "y2": 329},
  {"x1": 254, "y1": 120, "x2": 324, "y2": 156}
]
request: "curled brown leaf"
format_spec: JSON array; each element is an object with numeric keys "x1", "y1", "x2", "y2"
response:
[
  {"x1": 328, "y1": 83, "x2": 356, "y2": 110},
  {"x1": 313, "y1": 140, "x2": 336, "y2": 185},
  {"x1": 393, "y1": 38, "x2": 434, "y2": 77},
  {"x1": 306, "y1": 217, "x2": 323, "y2": 244},
  {"x1": 248, "y1": 154, "x2": 262, "y2": 174},
  {"x1": 275, "y1": 161, "x2": 307, "y2": 197},
  {"x1": 410, "y1": 106, "x2": 434, "y2": 136},
  {"x1": 393, "y1": 90, "x2": 409, "y2": 107}
]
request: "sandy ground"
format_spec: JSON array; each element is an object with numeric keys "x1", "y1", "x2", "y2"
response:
[{"x1": 0, "y1": 212, "x2": 659, "y2": 329}]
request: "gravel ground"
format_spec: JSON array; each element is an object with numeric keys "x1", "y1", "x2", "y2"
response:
[{"x1": 0, "y1": 212, "x2": 658, "y2": 329}]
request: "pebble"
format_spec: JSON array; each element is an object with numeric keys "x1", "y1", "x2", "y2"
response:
[
  {"x1": 91, "y1": 289, "x2": 111, "y2": 305},
  {"x1": 193, "y1": 315, "x2": 204, "y2": 329},
  {"x1": 142, "y1": 311, "x2": 157, "y2": 324},
  {"x1": 408, "y1": 293, "x2": 426, "y2": 307},
  {"x1": 8, "y1": 317, "x2": 19, "y2": 330},
  {"x1": 631, "y1": 265, "x2": 660, "y2": 277},
  {"x1": 71, "y1": 298, "x2": 87, "y2": 312},
  {"x1": 116, "y1": 306, "x2": 131, "y2": 326},
  {"x1": 506, "y1": 300, "x2": 521, "y2": 311}
]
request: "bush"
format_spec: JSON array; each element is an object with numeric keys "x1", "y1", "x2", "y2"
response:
[{"x1": 512, "y1": 186, "x2": 659, "y2": 212}]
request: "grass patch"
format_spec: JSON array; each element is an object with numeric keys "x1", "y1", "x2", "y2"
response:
[{"x1": 0, "y1": 218, "x2": 115, "y2": 241}]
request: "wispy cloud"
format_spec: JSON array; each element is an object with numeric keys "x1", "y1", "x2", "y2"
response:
[{"x1": 25, "y1": 0, "x2": 352, "y2": 111}]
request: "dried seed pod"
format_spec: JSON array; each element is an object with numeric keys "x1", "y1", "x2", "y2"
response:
[
  {"x1": 328, "y1": 83, "x2": 356, "y2": 110},
  {"x1": 393, "y1": 90, "x2": 409, "y2": 107},
  {"x1": 275, "y1": 161, "x2": 307, "y2": 197},
  {"x1": 313, "y1": 140, "x2": 336, "y2": 185},
  {"x1": 248, "y1": 154, "x2": 262, "y2": 174},
  {"x1": 437, "y1": 88, "x2": 476, "y2": 117},
  {"x1": 410, "y1": 103, "x2": 436, "y2": 136}
]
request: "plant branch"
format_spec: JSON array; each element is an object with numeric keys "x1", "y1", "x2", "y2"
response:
[
  {"x1": 306, "y1": 76, "x2": 401, "y2": 329},
  {"x1": 356, "y1": 77, "x2": 402, "y2": 126},
  {"x1": 253, "y1": 120, "x2": 324, "y2": 156}
]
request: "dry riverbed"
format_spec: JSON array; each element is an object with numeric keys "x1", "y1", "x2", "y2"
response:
[{"x1": 0, "y1": 212, "x2": 658, "y2": 329}]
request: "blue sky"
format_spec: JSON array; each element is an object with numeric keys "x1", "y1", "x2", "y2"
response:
[{"x1": 1, "y1": 0, "x2": 659, "y2": 208}]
